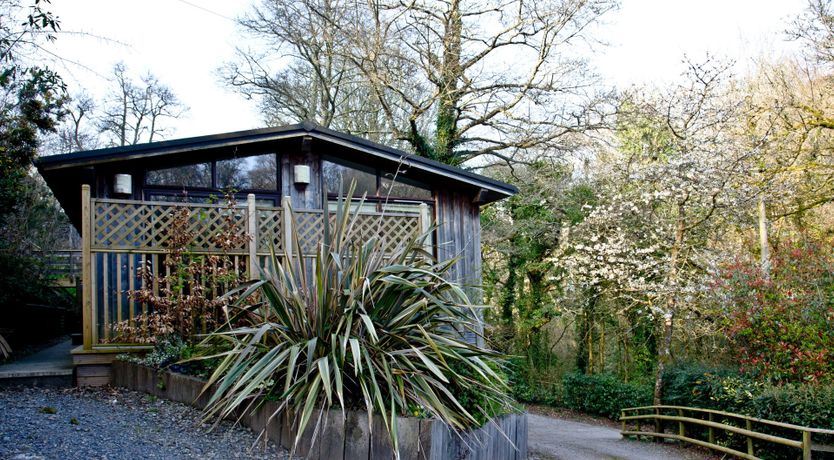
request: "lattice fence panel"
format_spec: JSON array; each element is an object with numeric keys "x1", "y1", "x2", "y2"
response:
[
  {"x1": 92, "y1": 200, "x2": 247, "y2": 253},
  {"x1": 341, "y1": 213, "x2": 421, "y2": 254},
  {"x1": 294, "y1": 211, "x2": 325, "y2": 254},
  {"x1": 256, "y1": 208, "x2": 282, "y2": 253}
]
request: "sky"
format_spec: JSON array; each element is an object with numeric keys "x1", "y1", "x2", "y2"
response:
[{"x1": 46, "y1": 0, "x2": 809, "y2": 141}]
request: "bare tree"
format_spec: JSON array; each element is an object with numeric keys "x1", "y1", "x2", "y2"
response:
[
  {"x1": 791, "y1": 0, "x2": 834, "y2": 65},
  {"x1": 98, "y1": 62, "x2": 187, "y2": 147},
  {"x1": 46, "y1": 92, "x2": 99, "y2": 154},
  {"x1": 225, "y1": 0, "x2": 616, "y2": 165},
  {"x1": 222, "y1": 0, "x2": 395, "y2": 142}
]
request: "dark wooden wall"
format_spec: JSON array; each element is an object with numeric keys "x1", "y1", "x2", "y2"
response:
[
  {"x1": 435, "y1": 188, "x2": 483, "y2": 343},
  {"x1": 282, "y1": 137, "x2": 322, "y2": 209}
]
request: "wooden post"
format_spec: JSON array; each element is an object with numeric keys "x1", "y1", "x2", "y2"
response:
[
  {"x1": 282, "y1": 196, "x2": 293, "y2": 260},
  {"x1": 636, "y1": 415, "x2": 641, "y2": 440},
  {"x1": 81, "y1": 184, "x2": 93, "y2": 350},
  {"x1": 708, "y1": 413, "x2": 714, "y2": 445},
  {"x1": 655, "y1": 407, "x2": 662, "y2": 443},
  {"x1": 247, "y1": 194, "x2": 258, "y2": 279},
  {"x1": 418, "y1": 202, "x2": 431, "y2": 255},
  {"x1": 746, "y1": 419, "x2": 754, "y2": 456},
  {"x1": 802, "y1": 431, "x2": 811, "y2": 460},
  {"x1": 621, "y1": 410, "x2": 626, "y2": 436},
  {"x1": 678, "y1": 408, "x2": 685, "y2": 438}
]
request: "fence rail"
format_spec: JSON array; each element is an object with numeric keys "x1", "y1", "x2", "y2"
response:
[
  {"x1": 38, "y1": 249, "x2": 82, "y2": 287},
  {"x1": 620, "y1": 405, "x2": 834, "y2": 459},
  {"x1": 79, "y1": 185, "x2": 430, "y2": 350}
]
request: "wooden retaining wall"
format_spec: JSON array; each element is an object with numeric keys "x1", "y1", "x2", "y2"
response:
[{"x1": 112, "y1": 360, "x2": 527, "y2": 460}]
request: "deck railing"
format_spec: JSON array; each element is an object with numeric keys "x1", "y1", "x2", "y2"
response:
[
  {"x1": 620, "y1": 405, "x2": 834, "y2": 459},
  {"x1": 79, "y1": 185, "x2": 430, "y2": 350}
]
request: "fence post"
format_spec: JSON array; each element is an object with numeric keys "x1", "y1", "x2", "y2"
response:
[
  {"x1": 81, "y1": 184, "x2": 93, "y2": 350},
  {"x1": 621, "y1": 410, "x2": 626, "y2": 436},
  {"x1": 678, "y1": 408, "x2": 685, "y2": 438},
  {"x1": 655, "y1": 407, "x2": 662, "y2": 443},
  {"x1": 282, "y1": 196, "x2": 293, "y2": 260},
  {"x1": 418, "y1": 202, "x2": 431, "y2": 254},
  {"x1": 636, "y1": 411, "x2": 641, "y2": 440},
  {"x1": 746, "y1": 419, "x2": 754, "y2": 456},
  {"x1": 708, "y1": 413, "x2": 714, "y2": 445},
  {"x1": 247, "y1": 194, "x2": 258, "y2": 279},
  {"x1": 803, "y1": 431, "x2": 812, "y2": 460}
]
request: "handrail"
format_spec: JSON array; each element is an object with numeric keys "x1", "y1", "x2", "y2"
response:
[
  {"x1": 625, "y1": 405, "x2": 834, "y2": 435},
  {"x1": 620, "y1": 405, "x2": 834, "y2": 460}
]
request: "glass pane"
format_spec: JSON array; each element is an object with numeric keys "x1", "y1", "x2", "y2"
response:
[
  {"x1": 322, "y1": 159, "x2": 377, "y2": 196},
  {"x1": 380, "y1": 202, "x2": 427, "y2": 214},
  {"x1": 145, "y1": 163, "x2": 211, "y2": 188},
  {"x1": 217, "y1": 154, "x2": 278, "y2": 190},
  {"x1": 146, "y1": 193, "x2": 212, "y2": 204},
  {"x1": 379, "y1": 173, "x2": 431, "y2": 199}
]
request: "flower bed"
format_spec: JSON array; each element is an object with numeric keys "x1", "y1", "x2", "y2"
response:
[{"x1": 112, "y1": 360, "x2": 527, "y2": 460}]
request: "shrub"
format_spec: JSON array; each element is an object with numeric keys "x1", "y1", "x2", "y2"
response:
[
  {"x1": 562, "y1": 373, "x2": 652, "y2": 419},
  {"x1": 504, "y1": 358, "x2": 561, "y2": 406},
  {"x1": 197, "y1": 187, "x2": 515, "y2": 455},
  {"x1": 121, "y1": 335, "x2": 188, "y2": 369},
  {"x1": 662, "y1": 362, "x2": 763, "y2": 412},
  {"x1": 662, "y1": 363, "x2": 834, "y2": 430},
  {"x1": 113, "y1": 192, "x2": 247, "y2": 344},
  {"x1": 748, "y1": 384, "x2": 834, "y2": 430},
  {"x1": 719, "y1": 237, "x2": 834, "y2": 384}
]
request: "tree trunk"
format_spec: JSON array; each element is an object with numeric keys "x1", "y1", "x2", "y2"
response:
[
  {"x1": 654, "y1": 205, "x2": 685, "y2": 406},
  {"x1": 576, "y1": 287, "x2": 597, "y2": 373},
  {"x1": 434, "y1": 0, "x2": 462, "y2": 165}
]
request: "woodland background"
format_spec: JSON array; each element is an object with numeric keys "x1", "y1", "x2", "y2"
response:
[{"x1": 3, "y1": 0, "x2": 834, "y2": 429}]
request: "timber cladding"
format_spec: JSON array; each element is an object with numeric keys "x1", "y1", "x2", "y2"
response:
[{"x1": 112, "y1": 360, "x2": 528, "y2": 460}]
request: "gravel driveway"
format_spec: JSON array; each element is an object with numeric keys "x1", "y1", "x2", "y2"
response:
[
  {"x1": 0, "y1": 386, "x2": 287, "y2": 460},
  {"x1": 527, "y1": 413, "x2": 711, "y2": 460}
]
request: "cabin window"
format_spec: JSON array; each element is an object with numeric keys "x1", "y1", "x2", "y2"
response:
[
  {"x1": 380, "y1": 174, "x2": 432, "y2": 200},
  {"x1": 216, "y1": 154, "x2": 278, "y2": 191},
  {"x1": 144, "y1": 153, "x2": 280, "y2": 204},
  {"x1": 145, "y1": 192, "x2": 277, "y2": 206},
  {"x1": 322, "y1": 159, "x2": 377, "y2": 196},
  {"x1": 322, "y1": 158, "x2": 432, "y2": 201},
  {"x1": 145, "y1": 163, "x2": 211, "y2": 188}
]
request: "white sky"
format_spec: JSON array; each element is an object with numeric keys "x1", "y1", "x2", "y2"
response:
[{"x1": 47, "y1": 0, "x2": 808, "y2": 141}]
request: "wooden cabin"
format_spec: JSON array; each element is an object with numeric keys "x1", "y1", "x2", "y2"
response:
[{"x1": 36, "y1": 122, "x2": 516, "y2": 385}]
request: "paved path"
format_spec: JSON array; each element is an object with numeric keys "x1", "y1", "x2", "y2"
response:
[
  {"x1": 0, "y1": 339, "x2": 73, "y2": 379},
  {"x1": 527, "y1": 413, "x2": 710, "y2": 460}
]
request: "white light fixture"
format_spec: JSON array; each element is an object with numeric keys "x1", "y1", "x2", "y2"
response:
[
  {"x1": 113, "y1": 174, "x2": 132, "y2": 195},
  {"x1": 293, "y1": 165, "x2": 310, "y2": 185}
]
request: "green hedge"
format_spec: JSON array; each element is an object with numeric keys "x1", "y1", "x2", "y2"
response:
[
  {"x1": 509, "y1": 360, "x2": 834, "y2": 434},
  {"x1": 561, "y1": 373, "x2": 653, "y2": 419},
  {"x1": 661, "y1": 363, "x2": 834, "y2": 430}
]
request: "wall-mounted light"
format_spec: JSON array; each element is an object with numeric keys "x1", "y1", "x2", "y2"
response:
[
  {"x1": 113, "y1": 174, "x2": 133, "y2": 195},
  {"x1": 293, "y1": 165, "x2": 311, "y2": 185}
]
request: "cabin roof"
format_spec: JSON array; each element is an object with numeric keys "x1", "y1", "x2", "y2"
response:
[{"x1": 36, "y1": 122, "x2": 516, "y2": 208}]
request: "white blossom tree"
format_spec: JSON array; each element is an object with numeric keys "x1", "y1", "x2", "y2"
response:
[{"x1": 557, "y1": 58, "x2": 755, "y2": 402}]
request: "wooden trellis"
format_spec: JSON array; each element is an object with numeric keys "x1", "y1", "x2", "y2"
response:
[{"x1": 79, "y1": 185, "x2": 430, "y2": 349}]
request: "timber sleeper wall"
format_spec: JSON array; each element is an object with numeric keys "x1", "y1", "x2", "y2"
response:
[{"x1": 112, "y1": 360, "x2": 528, "y2": 460}]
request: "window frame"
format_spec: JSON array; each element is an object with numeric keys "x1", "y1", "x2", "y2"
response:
[
  {"x1": 143, "y1": 153, "x2": 281, "y2": 205},
  {"x1": 321, "y1": 156, "x2": 434, "y2": 205}
]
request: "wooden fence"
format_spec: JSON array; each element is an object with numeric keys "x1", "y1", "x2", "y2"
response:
[
  {"x1": 621, "y1": 405, "x2": 834, "y2": 459},
  {"x1": 79, "y1": 185, "x2": 430, "y2": 350},
  {"x1": 39, "y1": 249, "x2": 82, "y2": 287}
]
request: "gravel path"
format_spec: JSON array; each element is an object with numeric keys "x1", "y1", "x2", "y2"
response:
[
  {"x1": 0, "y1": 386, "x2": 288, "y2": 460},
  {"x1": 526, "y1": 413, "x2": 711, "y2": 460}
]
